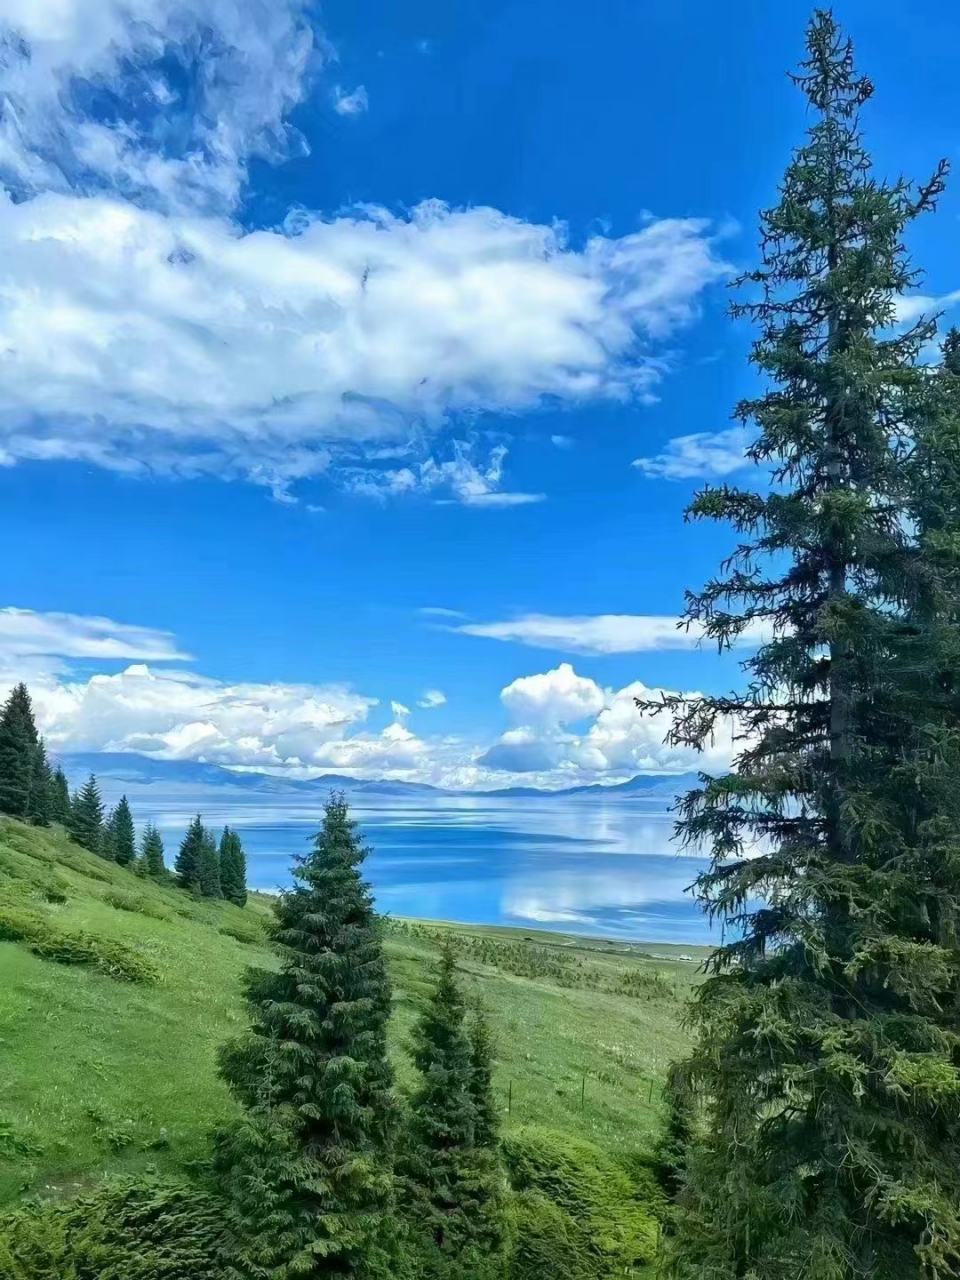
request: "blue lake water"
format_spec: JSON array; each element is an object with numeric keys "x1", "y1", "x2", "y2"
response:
[{"x1": 116, "y1": 787, "x2": 712, "y2": 944}]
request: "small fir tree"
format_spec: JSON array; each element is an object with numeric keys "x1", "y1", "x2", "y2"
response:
[
  {"x1": 47, "y1": 765, "x2": 71, "y2": 825},
  {"x1": 467, "y1": 997, "x2": 499, "y2": 1152},
  {"x1": 219, "y1": 827, "x2": 247, "y2": 906},
  {"x1": 139, "y1": 823, "x2": 166, "y2": 879},
  {"x1": 26, "y1": 738, "x2": 51, "y2": 827},
  {"x1": 108, "y1": 795, "x2": 136, "y2": 866},
  {"x1": 402, "y1": 945, "x2": 506, "y2": 1279},
  {"x1": 175, "y1": 815, "x2": 206, "y2": 891},
  {"x1": 215, "y1": 795, "x2": 399, "y2": 1279},
  {"x1": 0, "y1": 683, "x2": 40, "y2": 818},
  {"x1": 68, "y1": 775, "x2": 104, "y2": 854},
  {"x1": 197, "y1": 830, "x2": 222, "y2": 898}
]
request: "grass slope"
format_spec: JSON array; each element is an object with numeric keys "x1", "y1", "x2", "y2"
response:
[{"x1": 0, "y1": 816, "x2": 696, "y2": 1206}]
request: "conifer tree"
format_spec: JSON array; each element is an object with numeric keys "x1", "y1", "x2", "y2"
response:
[
  {"x1": 26, "y1": 738, "x2": 51, "y2": 827},
  {"x1": 139, "y1": 823, "x2": 166, "y2": 879},
  {"x1": 467, "y1": 997, "x2": 499, "y2": 1152},
  {"x1": 401, "y1": 945, "x2": 506, "y2": 1279},
  {"x1": 0, "y1": 682, "x2": 39, "y2": 818},
  {"x1": 68, "y1": 775, "x2": 104, "y2": 854},
  {"x1": 215, "y1": 795, "x2": 398, "y2": 1279},
  {"x1": 218, "y1": 826, "x2": 247, "y2": 906},
  {"x1": 197, "y1": 829, "x2": 222, "y2": 898},
  {"x1": 108, "y1": 795, "x2": 136, "y2": 866},
  {"x1": 175, "y1": 815, "x2": 206, "y2": 891},
  {"x1": 47, "y1": 766, "x2": 71, "y2": 825},
  {"x1": 642, "y1": 14, "x2": 960, "y2": 1278}
]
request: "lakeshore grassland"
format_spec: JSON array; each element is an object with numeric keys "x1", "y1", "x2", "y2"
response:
[{"x1": 0, "y1": 814, "x2": 701, "y2": 1205}]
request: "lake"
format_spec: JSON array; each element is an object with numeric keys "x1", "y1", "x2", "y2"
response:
[{"x1": 120, "y1": 788, "x2": 713, "y2": 944}]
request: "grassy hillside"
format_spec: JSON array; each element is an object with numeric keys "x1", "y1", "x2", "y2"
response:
[{"x1": 0, "y1": 815, "x2": 698, "y2": 1207}]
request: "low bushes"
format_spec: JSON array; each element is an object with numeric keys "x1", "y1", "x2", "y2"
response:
[
  {"x1": 100, "y1": 889, "x2": 171, "y2": 922},
  {"x1": 503, "y1": 1126, "x2": 660, "y2": 1280},
  {"x1": 0, "y1": 903, "x2": 158, "y2": 983},
  {"x1": 0, "y1": 1179, "x2": 229, "y2": 1279}
]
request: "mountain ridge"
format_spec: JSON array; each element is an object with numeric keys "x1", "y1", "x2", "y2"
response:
[{"x1": 57, "y1": 751, "x2": 699, "y2": 800}]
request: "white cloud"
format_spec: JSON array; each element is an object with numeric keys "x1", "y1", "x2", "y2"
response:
[
  {"x1": 632, "y1": 426, "x2": 749, "y2": 481},
  {"x1": 0, "y1": 0, "x2": 316, "y2": 213},
  {"x1": 347, "y1": 442, "x2": 544, "y2": 507},
  {"x1": 333, "y1": 85, "x2": 369, "y2": 116},
  {"x1": 895, "y1": 289, "x2": 960, "y2": 326},
  {"x1": 479, "y1": 663, "x2": 737, "y2": 779},
  {"x1": 0, "y1": 608, "x2": 737, "y2": 788},
  {"x1": 418, "y1": 690, "x2": 446, "y2": 709},
  {"x1": 0, "y1": 606, "x2": 188, "y2": 662},
  {"x1": 0, "y1": 195, "x2": 728, "y2": 499},
  {"x1": 499, "y1": 663, "x2": 606, "y2": 728},
  {"x1": 456, "y1": 612, "x2": 771, "y2": 655},
  {"x1": 550, "y1": 434, "x2": 574, "y2": 449}
]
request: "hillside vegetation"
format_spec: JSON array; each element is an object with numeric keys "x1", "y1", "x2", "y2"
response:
[{"x1": 0, "y1": 814, "x2": 696, "y2": 1276}]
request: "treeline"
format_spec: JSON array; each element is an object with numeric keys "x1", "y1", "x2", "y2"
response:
[
  {"x1": 0, "y1": 682, "x2": 246, "y2": 906},
  {"x1": 646, "y1": 12, "x2": 960, "y2": 1280},
  {"x1": 214, "y1": 794, "x2": 507, "y2": 1279}
]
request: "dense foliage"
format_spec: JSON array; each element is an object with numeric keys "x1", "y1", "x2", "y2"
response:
[
  {"x1": 0, "y1": 685, "x2": 41, "y2": 822},
  {"x1": 401, "y1": 944, "x2": 507, "y2": 1279},
  {"x1": 215, "y1": 794, "x2": 400, "y2": 1279},
  {"x1": 643, "y1": 12, "x2": 960, "y2": 1278},
  {"x1": 219, "y1": 826, "x2": 247, "y2": 906}
]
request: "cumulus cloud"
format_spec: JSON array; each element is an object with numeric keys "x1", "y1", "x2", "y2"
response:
[
  {"x1": 479, "y1": 663, "x2": 737, "y2": 779},
  {"x1": 391, "y1": 700, "x2": 410, "y2": 718},
  {"x1": 895, "y1": 289, "x2": 960, "y2": 326},
  {"x1": 0, "y1": 195, "x2": 728, "y2": 497},
  {"x1": 0, "y1": 3, "x2": 729, "y2": 503},
  {"x1": 499, "y1": 663, "x2": 606, "y2": 728},
  {"x1": 0, "y1": 0, "x2": 316, "y2": 213},
  {"x1": 456, "y1": 612, "x2": 771, "y2": 655},
  {"x1": 417, "y1": 690, "x2": 446, "y2": 709},
  {"x1": 333, "y1": 85, "x2": 369, "y2": 116},
  {"x1": 632, "y1": 426, "x2": 749, "y2": 481}
]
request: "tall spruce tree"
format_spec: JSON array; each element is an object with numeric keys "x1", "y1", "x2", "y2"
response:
[
  {"x1": 214, "y1": 795, "x2": 398, "y2": 1279},
  {"x1": 401, "y1": 945, "x2": 506, "y2": 1279},
  {"x1": 47, "y1": 766, "x2": 71, "y2": 825},
  {"x1": 68, "y1": 775, "x2": 104, "y2": 853},
  {"x1": 642, "y1": 14, "x2": 960, "y2": 1279},
  {"x1": 219, "y1": 826, "x2": 247, "y2": 906},
  {"x1": 175, "y1": 815, "x2": 206, "y2": 891},
  {"x1": 139, "y1": 823, "x2": 166, "y2": 879},
  {"x1": 197, "y1": 829, "x2": 222, "y2": 898},
  {"x1": 0, "y1": 683, "x2": 39, "y2": 818},
  {"x1": 26, "y1": 738, "x2": 51, "y2": 827},
  {"x1": 108, "y1": 795, "x2": 136, "y2": 866}
]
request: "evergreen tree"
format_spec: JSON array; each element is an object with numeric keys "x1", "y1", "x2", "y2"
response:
[
  {"x1": 0, "y1": 682, "x2": 39, "y2": 818},
  {"x1": 401, "y1": 945, "x2": 506, "y2": 1279},
  {"x1": 218, "y1": 826, "x2": 247, "y2": 906},
  {"x1": 100, "y1": 807, "x2": 117, "y2": 862},
  {"x1": 26, "y1": 737, "x2": 51, "y2": 827},
  {"x1": 47, "y1": 765, "x2": 71, "y2": 825},
  {"x1": 197, "y1": 829, "x2": 222, "y2": 898},
  {"x1": 139, "y1": 823, "x2": 166, "y2": 879},
  {"x1": 108, "y1": 795, "x2": 136, "y2": 866},
  {"x1": 641, "y1": 15, "x2": 960, "y2": 1279},
  {"x1": 215, "y1": 795, "x2": 398, "y2": 1279},
  {"x1": 175, "y1": 815, "x2": 206, "y2": 891},
  {"x1": 467, "y1": 997, "x2": 499, "y2": 1152},
  {"x1": 68, "y1": 775, "x2": 104, "y2": 853}
]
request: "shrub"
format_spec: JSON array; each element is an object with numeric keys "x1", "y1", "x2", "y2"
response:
[
  {"x1": 503, "y1": 1127, "x2": 658, "y2": 1280},
  {"x1": 0, "y1": 1178, "x2": 228, "y2": 1279},
  {"x1": 217, "y1": 918, "x2": 264, "y2": 946},
  {"x1": 101, "y1": 889, "x2": 170, "y2": 921},
  {"x1": 0, "y1": 903, "x2": 158, "y2": 983}
]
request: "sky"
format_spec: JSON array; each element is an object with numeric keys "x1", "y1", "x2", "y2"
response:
[{"x1": 2, "y1": 0, "x2": 960, "y2": 789}]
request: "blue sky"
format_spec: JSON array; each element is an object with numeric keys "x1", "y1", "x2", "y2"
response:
[{"x1": 1, "y1": 0, "x2": 959, "y2": 787}]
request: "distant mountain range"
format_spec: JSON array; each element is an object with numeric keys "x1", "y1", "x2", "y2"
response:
[{"x1": 58, "y1": 752, "x2": 699, "y2": 801}]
